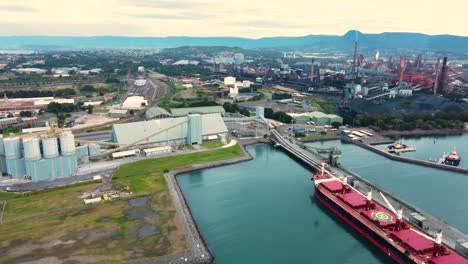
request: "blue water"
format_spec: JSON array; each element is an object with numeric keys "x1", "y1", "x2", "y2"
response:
[
  {"x1": 376, "y1": 134, "x2": 467, "y2": 168},
  {"x1": 177, "y1": 136, "x2": 468, "y2": 264}
]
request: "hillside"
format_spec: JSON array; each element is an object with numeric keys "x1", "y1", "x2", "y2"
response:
[{"x1": 1, "y1": 30, "x2": 467, "y2": 52}]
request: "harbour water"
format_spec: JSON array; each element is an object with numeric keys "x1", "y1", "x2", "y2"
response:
[
  {"x1": 177, "y1": 135, "x2": 468, "y2": 264},
  {"x1": 380, "y1": 133, "x2": 467, "y2": 168}
]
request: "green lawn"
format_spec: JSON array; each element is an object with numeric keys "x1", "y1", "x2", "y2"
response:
[
  {"x1": 113, "y1": 143, "x2": 243, "y2": 194},
  {"x1": 307, "y1": 97, "x2": 337, "y2": 114},
  {"x1": 200, "y1": 140, "x2": 224, "y2": 149},
  {"x1": 0, "y1": 143, "x2": 245, "y2": 263},
  {"x1": 301, "y1": 132, "x2": 339, "y2": 140}
]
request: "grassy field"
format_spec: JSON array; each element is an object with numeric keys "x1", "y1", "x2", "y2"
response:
[
  {"x1": 307, "y1": 97, "x2": 337, "y2": 114},
  {"x1": 301, "y1": 132, "x2": 339, "y2": 141},
  {"x1": 113, "y1": 144, "x2": 243, "y2": 194},
  {"x1": 0, "y1": 144, "x2": 244, "y2": 264},
  {"x1": 200, "y1": 140, "x2": 224, "y2": 149}
]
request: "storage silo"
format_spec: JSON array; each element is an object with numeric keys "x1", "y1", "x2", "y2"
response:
[
  {"x1": 0, "y1": 135, "x2": 5, "y2": 155},
  {"x1": 23, "y1": 137, "x2": 41, "y2": 161},
  {"x1": 0, "y1": 135, "x2": 6, "y2": 173},
  {"x1": 59, "y1": 132, "x2": 76, "y2": 156},
  {"x1": 4, "y1": 137, "x2": 21, "y2": 159},
  {"x1": 187, "y1": 114, "x2": 202, "y2": 145},
  {"x1": 42, "y1": 137, "x2": 59, "y2": 159}
]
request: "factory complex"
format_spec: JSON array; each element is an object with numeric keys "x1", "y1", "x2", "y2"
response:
[
  {"x1": 0, "y1": 132, "x2": 99, "y2": 181},
  {"x1": 112, "y1": 113, "x2": 227, "y2": 146}
]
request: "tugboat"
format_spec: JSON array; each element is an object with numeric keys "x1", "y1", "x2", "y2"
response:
[
  {"x1": 387, "y1": 141, "x2": 407, "y2": 151},
  {"x1": 443, "y1": 148, "x2": 461, "y2": 166}
]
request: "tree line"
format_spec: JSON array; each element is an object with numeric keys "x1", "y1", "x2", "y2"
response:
[
  {"x1": 351, "y1": 112, "x2": 467, "y2": 131},
  {"x1": 264, "y1": 108, "x2": 293, "y2": 123},
  {"x1": 222, "y1": 102, "x2": 250, "y2": 117}
]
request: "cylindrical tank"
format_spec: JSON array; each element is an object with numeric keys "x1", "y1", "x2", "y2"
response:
[
  {"x1": 4, "y1": 137, "x2": 21, "y2": 159},
  {"x1": 23, "y1": 137, "x2": 41, "y2": 160},
  {"x1": 59, "y1": 132, "x2": 76, "y2": 156},
  {"x1": 0, "y1": 135, "x2": 5, "y2": 154},
  {"x1": 42, "y1": 137, "x2": 59, "y2": 159}
]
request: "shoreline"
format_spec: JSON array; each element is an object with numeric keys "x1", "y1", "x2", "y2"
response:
[
  {"x1": 140, "y1": 139, "x2": 262, "y2": 264},
  {"x1": 379, "y1": 128, "x2": 467, "y2": 137}
]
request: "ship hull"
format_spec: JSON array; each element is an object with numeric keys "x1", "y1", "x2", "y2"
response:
[
  {"x1": 314, "y1": 187, "x2": 414, "y2": 264},
  {"x1": 444, "y1": 158, "x2": 460, "y2": 166}
]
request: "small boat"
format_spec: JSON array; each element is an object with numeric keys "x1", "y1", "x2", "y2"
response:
[
  {"x1": 387, "y1": 141, "x2": 407, "y2": 150},
  {"x1": 443, "y1": 148, "x2": 461, "y2": 166}
]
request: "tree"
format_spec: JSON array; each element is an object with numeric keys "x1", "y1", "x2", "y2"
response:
[
  {"x1": 239, "y1": 108, "x2": 250, "y2": 117},
  {"x1": 19, "y1": 111, "x2": 32, "y2": 117},
  {"x1": 87, "y1": 105, "x2": 94, "y2": 114},
  {"x1": 331, "y1": 122, "x2": 341, "y2": 129},
  {"x1": 57, "y1": 114, "x2": 66, "y2": 128},
  {"x1": 264, "y1": 108, "x2": 274, "y2": 118},
  {"x1": 47, "y1": 102, "x2": 62, "y2": 114}
]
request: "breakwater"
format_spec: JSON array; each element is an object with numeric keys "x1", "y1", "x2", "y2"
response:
[{"x1": 341, "y1": 136, "x2": 468, "y2": 175}]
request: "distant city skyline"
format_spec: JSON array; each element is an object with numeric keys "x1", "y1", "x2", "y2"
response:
[{"x1": 0, "y1": 0, "x2": 467, "y2": 37}]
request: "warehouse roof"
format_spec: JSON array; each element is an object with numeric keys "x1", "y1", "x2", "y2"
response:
[
  {"x1": 169, "y1": 106, "x2": 225, "y2": 117},
  {"x1": 145, "y1": 107, "x2": 172, "y2": 119},
  {"x1": 112, "y1": 113, "x2": 227, "y2": 145}
]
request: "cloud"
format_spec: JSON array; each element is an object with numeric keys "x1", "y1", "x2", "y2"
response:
[
  {"x1": 136, "y1": 12, "x2": 212, "y2": 20},
  {"x1": 231, "y1": 20, "x2": 309, "y2": 29},
  {"x1": 0, "y1": 4, "x2": 37, "y2": 12},
  {"x1": 130, "y1": 0, "x2": 215, "y2": 9}
]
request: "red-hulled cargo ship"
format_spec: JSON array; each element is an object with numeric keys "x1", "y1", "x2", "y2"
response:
[{"x1": 312, "y1": 166, "x2": 468, "y2": 264}]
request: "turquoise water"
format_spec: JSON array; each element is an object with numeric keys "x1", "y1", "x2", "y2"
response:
[
  {"x1": 308, "y1": 140, "x2": 468, "y2": 234},
  {"x1": 177, "y1": 137, "x2": 468, "y2": 264},
  {"x1": 376, "y1": 134, "x2": 467, "y2": 168}
]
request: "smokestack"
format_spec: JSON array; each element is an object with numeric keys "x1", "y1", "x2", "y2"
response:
[
  {"x1": 439, "y1": 57, "x2": 448, "y2": 94},
  {"x1": 399, "y1": 56, "x2": 406, "y2": 87},
  {"x1": 433, "y1": 58, "x2": 441, "y2": 96},
  {"x1": 352, "y1": 42, "x2": 358, "y2": 78}
]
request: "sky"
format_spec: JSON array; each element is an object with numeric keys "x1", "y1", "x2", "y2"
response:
[{"x1": 0, "y1": 0, "x2": 467, "y2": 37}]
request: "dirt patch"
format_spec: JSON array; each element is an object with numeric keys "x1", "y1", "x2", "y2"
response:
[{"x1": 20, "y1": 256, "x2": 62, "y2": 264}]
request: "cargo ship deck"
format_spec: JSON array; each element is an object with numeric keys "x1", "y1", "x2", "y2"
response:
[{"x1": 313, "y1": 171, "x2": 468, "y2": 264}]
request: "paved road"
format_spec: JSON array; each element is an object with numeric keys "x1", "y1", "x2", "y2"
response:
[{"x1": 74, "y1": 130, "x2": 113, "y2": 142}]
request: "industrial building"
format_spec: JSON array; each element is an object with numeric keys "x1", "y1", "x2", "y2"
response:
[
  {"x1": 112, "y1": 113, "x2": 227, "y2": 146},
  {"x1": 0, "y1": 132, "x2": 99, "y2": 181},
  {"x1": 0, "y1": 97, "x2": 75, "y2": 115},
  {"x1": 109, "y1": 109, "x2": 129, "y2": 118},
  {"x1": 169, "y1": 106, "x2": 225, "y2": 117},
  {"x1": 122, "y1": 96, "x2": 148, "y2": 110},
  {"x1": 293, "y1": 112, "x2": 343, "y2": 126},
  {"x1": 145, "y1": 107, "x2": 173, "y2": 120}
]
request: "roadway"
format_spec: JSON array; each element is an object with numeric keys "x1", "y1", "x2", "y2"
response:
[{"x1": 74, "y1": 130, "x2": 113, "y2": 142}]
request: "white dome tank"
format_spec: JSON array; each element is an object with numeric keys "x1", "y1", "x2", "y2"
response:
[
  {"x1": 42, "y1": 137, "x2": 59, "y2": 158},
  {"x1": 0, "y1": 135, "x2": 5, "y2": 154},
  {"x1": 4, "y1": 137, "x2": 21, "y2": 159},
  {"x1": 23, "y1": 137, "x2": 41, "y2": 160},
  {"x1": 59, "y1": 132, "x2": 76, "y2": 156}
]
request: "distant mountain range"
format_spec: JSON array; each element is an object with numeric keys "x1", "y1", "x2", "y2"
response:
[{"x1": 1, "y1": 30, "x2": 467, "y2": 53}]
